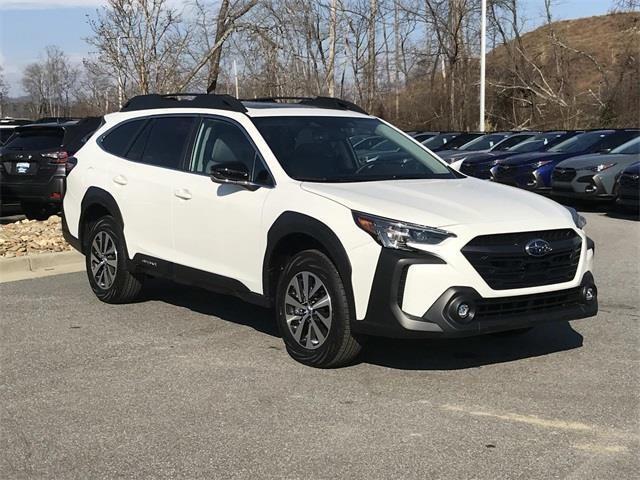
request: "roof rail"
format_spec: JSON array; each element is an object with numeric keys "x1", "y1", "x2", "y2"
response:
[
  {"x1": 243, "y1": 96, "x2": 368, "y2": 115},
  {"x1": 120, "y1": 93, "x2": 248, "y2": 113}
]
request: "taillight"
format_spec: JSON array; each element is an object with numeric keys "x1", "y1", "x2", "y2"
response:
[
  {"x1": 65, "y1": 156, "x2": 78, "y2": 174},
  {"x1": 43, "y1": 151, "x2": 69, "y2": 164}
]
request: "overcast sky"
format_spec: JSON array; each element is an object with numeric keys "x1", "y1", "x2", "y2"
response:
[{"x1": 0, "y1": 0, "x2": 619, "y2": 96}]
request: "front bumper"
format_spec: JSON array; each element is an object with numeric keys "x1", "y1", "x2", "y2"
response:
[
  {"x1": 491, "y1": 165, "x2": 552, "y2": 192},
  {"x1": 352, "y1": 247, "x2": 598, "y2": 339},
  {"x1": 551, "y1": 170, "x2": 615, "y2": 201}
]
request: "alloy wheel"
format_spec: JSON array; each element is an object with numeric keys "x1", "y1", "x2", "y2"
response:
[
  {"x1": 90, "y1": 231, "x2": 118, "y2": 289},
  {"x1": 284, "y1": 271, "x2": 332, "y2": 349}
]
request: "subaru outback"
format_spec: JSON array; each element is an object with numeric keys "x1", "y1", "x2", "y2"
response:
[{"x1": 62, "y1": 94, "x2": 598, "y2": 368}]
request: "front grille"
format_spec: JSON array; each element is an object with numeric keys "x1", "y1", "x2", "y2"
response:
[
  {"x1": 553, "y1": 168, "x2": 576, "y2": 182},
  {"x1": 475, "y1": 287, "x2": 582, "y2": 320},
  {"x1": 462, "y1": 229, "x2": 582, "y2": 290}
]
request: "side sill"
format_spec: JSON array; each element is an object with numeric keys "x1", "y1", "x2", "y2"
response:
[{"x1": 130, "y1": 254, "x2": 271, "y2": 308}]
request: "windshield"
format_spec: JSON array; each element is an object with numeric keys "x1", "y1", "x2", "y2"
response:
[
  {"x1": 422, "y1": 133, "x2": 460, "y2": 149},
  {"x1": 548, "y1": 131, "x2": 611, "y2": 153},
  {"x1": 2, "y1": 128, "x2": 64, "y2": 150},
  {"x1": 253, "y1": 116, "x2": 455, "y2": 182},
  {"x1": 458, "y1": 133, "x2": 510, "y2": 151},
  {"x1": 491, "y1": 134, "x2": 535, "y2": 151},
  {"x1": 611, "y1": 136, "x2": 640, "y2": 154},
  {"x1": 508, "y1": 132, "x2": 566, "y2": 153}
]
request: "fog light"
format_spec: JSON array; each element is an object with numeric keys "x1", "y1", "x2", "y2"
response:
[
  {"x1": 457, "y1": 303, "x2": 471, "y2": 319},
  {"x1": 585, "y1": 287, "x2": 595, "y2": 302}
]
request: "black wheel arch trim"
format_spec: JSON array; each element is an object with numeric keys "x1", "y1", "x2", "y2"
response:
[
  {"x1": 263, "y1": 211, "x2": 355, "y2": 315},
  {"x1": 78, "y1": 187, "x2": 126, "y2": 253}
]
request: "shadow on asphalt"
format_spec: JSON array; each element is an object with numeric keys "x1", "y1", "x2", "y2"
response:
[
  {"x1": 556, "y1": 197, "x2": 639, "y2": 221},
  {"x1": 140, "y1": 278, "x2": 279, "y2": 338},
  {"x1": 138, "y1": 278, "x2": 584, "y2": 370},
  {"x1": 359, "y1": 322, "x2": 583, "y2": 370}
]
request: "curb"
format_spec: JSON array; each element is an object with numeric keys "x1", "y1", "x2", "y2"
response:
[{"x1": 0, "y1": 251, "x2": 85, "y2": 279}]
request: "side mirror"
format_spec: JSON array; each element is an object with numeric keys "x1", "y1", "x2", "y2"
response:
[
  {"x1": 210, "y1": 162, "x2": 260, "y2": 190},
  {"x1": 598, "y1": 148, "x2": 611, "y2": 154}
]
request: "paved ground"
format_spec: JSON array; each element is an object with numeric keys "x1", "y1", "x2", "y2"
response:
[{"x1": 1, "y1": 210, "x2": 638, "y2": 479}]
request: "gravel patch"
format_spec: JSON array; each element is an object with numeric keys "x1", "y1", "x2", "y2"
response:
[{"x1": 0, "y1": 216, "x2": 73, "y2": 258}]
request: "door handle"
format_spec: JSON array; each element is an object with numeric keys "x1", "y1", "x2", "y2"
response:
[
  {"x1": 113, "y1": 175, "x2": 128, "y2": 186},
  {"x1": 174, "y1": 188, "x2": 192, "y2": 200}
]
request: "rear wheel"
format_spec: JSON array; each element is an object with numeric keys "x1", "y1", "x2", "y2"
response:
[
  {"x1": 276, "y1": 250, "x2": 362, "y2": 368},
  {"x1": 85, "y1": 215, "x2": 143, "y2": 303},
  {"x1": 21, "y1": 202, "x2": 57, "y2": 221}
]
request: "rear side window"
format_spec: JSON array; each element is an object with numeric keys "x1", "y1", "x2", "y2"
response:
[
  {"x1": 101, "y1": 119, "x2": 146, "y2": 157},
  {"x1": 3, "y1": 128, "x2": 64, "y2": 150},
  {"x1": 139, "y1": 117, "x2": 196, "y2": 169}
]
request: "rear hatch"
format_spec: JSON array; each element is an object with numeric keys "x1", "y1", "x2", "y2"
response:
[{"x1": 0, "y1": 126, "x2": 66, "y2": 182}]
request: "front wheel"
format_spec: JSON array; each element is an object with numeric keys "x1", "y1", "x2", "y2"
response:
[{"x1": 276, "y1": 250, "x2": 362, "y2": 368}]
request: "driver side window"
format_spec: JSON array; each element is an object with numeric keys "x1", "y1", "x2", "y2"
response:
[{"x1": 188, "y1": 118, "x2": 272, "y2": 185}]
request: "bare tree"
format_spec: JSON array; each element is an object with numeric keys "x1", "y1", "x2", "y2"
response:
[
  {"x1": 21, "y1": 46, "x2": 79, "y2": 117},
  {"x1": 0, "y1": 65, "x2": 9, "y2": 117}
]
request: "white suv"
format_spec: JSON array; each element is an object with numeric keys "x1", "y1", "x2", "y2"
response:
[{"x1": 62, "y1": 94, "x2": 598, "y2": 368}]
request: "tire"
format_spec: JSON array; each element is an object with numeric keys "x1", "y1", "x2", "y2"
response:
[
  {"x1": 85, "y1": 215, "x2": 143, "y2": 304},
  {"x1": 21, "y1": 202, "x2": 57, "y2": 221},
  {"x1": 276, "y1": 249, "x2": 362, "y2": 368}
]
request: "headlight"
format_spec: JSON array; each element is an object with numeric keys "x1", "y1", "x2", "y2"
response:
[
  {"x1": 565, "y1": 206, "x2": 587, "y2": 229},
  {"x1": 353, "y1": 211, "x2": 455, "y2": 250},
  {"x1": 587, "y1": 162, "x2": 616, "y2": 172},
  {"x1": 531, "y1": 160, "x2": 552, "y2": 169}
]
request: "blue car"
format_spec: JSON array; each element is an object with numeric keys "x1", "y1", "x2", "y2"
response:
[
  {"x1": 458, "y1": 131, "x2": 574, "y2": 179},
  {"x1": 491, "y1": 129, "x2": 640, "y2": 192}
]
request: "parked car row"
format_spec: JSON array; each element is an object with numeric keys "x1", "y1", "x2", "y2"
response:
[
  {"x1": 0, "y1": 116, "x2": 103, "y2": 219},
  {"x1": 408, "y1": 128, "x2": 639, "y2": 211}
]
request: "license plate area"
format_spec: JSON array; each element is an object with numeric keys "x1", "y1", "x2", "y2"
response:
[{"x1": 5, "y1": 161, "x2": 38, "y2": 175}]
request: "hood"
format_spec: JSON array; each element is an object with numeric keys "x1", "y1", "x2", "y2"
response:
[
  {"x1": 301, "y1": 178, "x2": 571, "y2": 229},
  {"x1": 435, "y1": 150, "x2": 459, "y2": 160},
  {"x1": 556, "y1": 153, "x2": 640, "y2": 169},
  {"x1": 462, "y1": 151, "x2": 518, "y2": 164},
  {"x1": 500, "y1": 151, "x2": 569, "y2": 166},
  {"x1": 622, "y1": 162, "x2": 640, "y2": 175}
]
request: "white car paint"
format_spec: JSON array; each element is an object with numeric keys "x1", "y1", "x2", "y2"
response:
[{"x1": 64, "y1": 104, "x2": 593, "y2": 327}]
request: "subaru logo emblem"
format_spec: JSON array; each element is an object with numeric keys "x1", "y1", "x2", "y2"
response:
[{"x1": 525, "y1": 239, "x2": 553, "y2": 257}]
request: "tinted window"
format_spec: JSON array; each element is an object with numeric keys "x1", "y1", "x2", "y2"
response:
[
  {"x1": 492, "y1": 134, "x2": 535, "y2": 151},
  {"x1": 422, "y1": 133, "x2": 460, "y2": 148},
  {"x1": 125, "y1": 121, "x2": 152, "y2": 161},
  {"x1": 140, "y1": 117, "x2": 196, "y2": 169},
  {"x1": 548, "y1": 131, "x2": 612, "y2": 153},
  {"x1": 458, "y1": 133, "x2": 510, "y2": 151},
  {"x1": 3, "y1": 128, "x2": 64, "y2": 150},
  {"x1": 0, "y1": 129, "x2": 14, "y2": 144},
  {"x1": 101, "y1": 120, "x2": 146, "y2": 156},
  {"x1": 611, "y1": 136, "x2": 640, "y2": 154},
  {"x1": 597, "y1": 131, "x2": 639, "y2": 152},
  {"x1": 189, "y1": 118, "x2": 270, "y2": 183}
]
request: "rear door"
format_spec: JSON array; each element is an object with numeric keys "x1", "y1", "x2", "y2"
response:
[
  {"x1": 0, "y1": 126, "x2": 65, "y2": 183},
  {"x1": 111, "y1": 116, "x2": 197, "y2": 261}
]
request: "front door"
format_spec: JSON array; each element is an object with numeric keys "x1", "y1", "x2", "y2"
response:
[{"x1": 172, "y1": 117, "x2": 273, "y2": 293}]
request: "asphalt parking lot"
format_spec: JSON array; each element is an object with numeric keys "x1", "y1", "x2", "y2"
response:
[{"x1": 1, "y1": 210, "x2": 638, "y2": 479}]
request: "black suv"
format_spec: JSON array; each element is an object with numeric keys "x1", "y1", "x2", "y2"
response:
[{"x1": 0, "y1": 117, "x2": 102, "y2": 220}]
